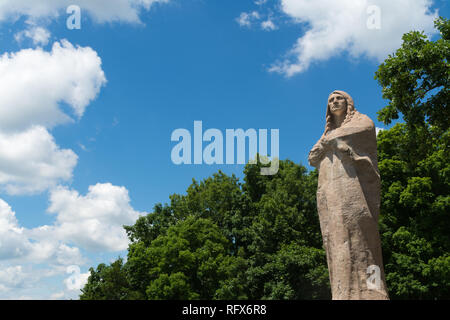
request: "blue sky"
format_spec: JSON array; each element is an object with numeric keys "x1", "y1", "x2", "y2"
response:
[{"x1": 0, "y1": 0, "x2": 448, "y2": 299}]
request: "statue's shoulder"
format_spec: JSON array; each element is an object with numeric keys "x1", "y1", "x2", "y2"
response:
[{"x1": 353, "y1": 112, "x2": 375, "y2": 130}]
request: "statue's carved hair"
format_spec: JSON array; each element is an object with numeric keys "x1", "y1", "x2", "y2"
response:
[{"x1": 324, "y1": 90, "x2": 357, "y2": 136}]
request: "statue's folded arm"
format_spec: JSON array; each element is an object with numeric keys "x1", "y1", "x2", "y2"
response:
[{"x1": 308, "y1": 137, "x2": 328, "y2": 167}]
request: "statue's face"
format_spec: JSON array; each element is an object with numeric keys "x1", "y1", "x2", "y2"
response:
[{"x1": 328, "y1": 93, "x2": 347, "y2": 116}]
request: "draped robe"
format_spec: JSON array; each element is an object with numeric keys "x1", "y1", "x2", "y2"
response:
[{"x1": 309, "y1": 112, "x2": 389, "y2": 300}]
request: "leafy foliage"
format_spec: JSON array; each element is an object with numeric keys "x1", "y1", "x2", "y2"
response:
[
  {"x1": 80, "y1": 258, "x2": 143, "y2": 300},
  {"x1": 81, "y1": 162, "x2": 331, "y2": 300},
  {"x1": 375, "y1": 17, "x2": 449, "y2": 130},
  {"x1": 375, "y1": 17, "x2": 450, "y2": 299}
]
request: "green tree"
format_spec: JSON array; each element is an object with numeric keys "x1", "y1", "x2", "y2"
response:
[
  {"x1": 81, "y1": 161, "x2": 330, "y2": 300},
  {"x1": 375, "y1": 17, "x2": 450, "y2": 299},
  {"x1": 80, "y1": 258, "x2": 143, "y2": 300},
  {"x1": 375, "y1": 17, "x2": 449, "y2": 130},
  {"x1": 127, "y1": 216, "x2": 248, "y2": 299},
  {"x1": 242, "y1": 160, "x2": 329, "y2": 299}
]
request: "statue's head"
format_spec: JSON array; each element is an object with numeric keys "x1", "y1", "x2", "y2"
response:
[
  {"x1": 328, "y1": 92, "x2": 348, "y2": 116},
  {"x1": 324, "y1": 90, "x2": 356, "y2": 134}
]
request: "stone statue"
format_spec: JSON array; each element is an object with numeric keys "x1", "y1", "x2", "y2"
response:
[{"x1": 308, "y1": 90, "x2": 389, "y2": 300}]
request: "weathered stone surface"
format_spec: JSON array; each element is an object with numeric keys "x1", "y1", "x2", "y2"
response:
[{"x1": 308, "y1": 90, "x2": 389, "y2": 300}]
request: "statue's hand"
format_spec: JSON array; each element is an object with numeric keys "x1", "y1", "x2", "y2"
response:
[
  {"x1": 335, "y1": 140, "x2": 381, "y2": 179},
  {"x1": 336, "y1": 140, "x2": 350, "y2": 154},
  {"x1": 309, "y1": 141, "x2": 325, "y2": 167},
  {"x1": 320, "y1": 136, "x2": 330, "y2": 147}
]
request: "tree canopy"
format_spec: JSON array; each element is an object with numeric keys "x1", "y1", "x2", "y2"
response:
[
  {"x1": 375, "y1": 17, "x2": 449, "y2": 130},
  {"x1": 81, "y1": 161, "x2": 331, "y2": 300},
  {"x1": 374, "y1": 17, "x2": 450, "y2": 299}
]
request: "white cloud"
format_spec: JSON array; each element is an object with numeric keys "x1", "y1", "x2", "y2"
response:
[
  {"x1": 0, "y1": 182, "x2": 142, "y2": 297},
  {"x1": 0, "y1": 40, "x2": 106, "y2": 194},
  {"x1": 15, "y1": 26, "x2": 51, "y2": 46},
  {"x1": 261, "y1": 19, "x2": 277, "y2": 31},
  {"x1": 0, "y1": 0, "x2": 170, "y2": 24},
  {"x1": 0, "y1": 40, "x2": 106, "y2": 132},
  {"x1": 40, "y1": 183, "x2": 143, "y2": 252},
  {"x1": 270, "y1": 0, "x2": 438, "y2": 76},
  {"x1": 236, "y1": 11, "x2": 260, "y2": 27},
  {"x1": 0, "y1": 198, "x2": 85, "y2": 297},
  {"x1": 0, "y1": 199, "x2": 29, "y2": 260},
  {"x1": 0, "y1": 126, "x2": 78, "y2": 195},
  {"x1": 0, "y1": 266, "x2": 29, "y2": 291},
  {"x1": 28, "y1": 242, "x2": 85, "y2": 266},
  {"x1": 0, "y1": 263, "x2": 68, "y2": 298},
  {"x1": 0, "y1": 198, "x2": 84, "y2": 264},
  {"x1": 236, "y1": 7, "x2": 278, "y2": 32}
]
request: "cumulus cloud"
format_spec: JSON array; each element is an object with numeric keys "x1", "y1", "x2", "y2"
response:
[
  {"x1": 0, "y1": 126, "x2": 78, "y2": 195},
  {"x1": 0, "y1": 182, "x2": 142, "y2": 296},
  {"x1": 270, "y1": 0, "x2": 438, "y2": 76},
  {"x1": 0, "y1": 263, "x2": 70, "y2": 298},
  {"x1": 0, "y1": 199, "x2": 29, "y2": 260},
  {"x1": 36, "y1": 183, "x2": 144, "y2": 252},
  {"x1": 0, "y1": 198, "x2": 84, "y2": 264},
  {"x1": 0, "y1": 199, "x2": 83, "y2": 297},
  {"x1": 15, "y1": 26, "x2": 51, "y2": 46},
  {"x1": 0, "y1": 266, "x2": 31, "y2": 292},
  {"x1": 0, "y1": 0, "x2": 170, "y2": 24},
  {"x1": 0, "y1": 40, "x2": 106, "y2": 132},
  {"x1": 0, "y1": 40, "x2": 106, "y2": 194}
]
